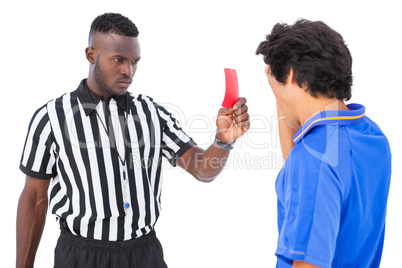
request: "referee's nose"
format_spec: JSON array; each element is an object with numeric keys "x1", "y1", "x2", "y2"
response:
[{"x1": 121, "y1": 61, "x2": 137, "y2": 78}]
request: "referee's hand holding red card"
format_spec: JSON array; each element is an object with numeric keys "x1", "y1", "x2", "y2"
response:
[{"x1": 216, "y1": 97, "x2": 250, "y2": 145}]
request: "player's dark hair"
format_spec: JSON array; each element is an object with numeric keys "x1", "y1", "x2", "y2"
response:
[
  {"x1": 89, "y1": 13, "x2": 139, "y2": 43},
  {"x1": 256, "y1": 19, "x2": 352, "y2": 100}
]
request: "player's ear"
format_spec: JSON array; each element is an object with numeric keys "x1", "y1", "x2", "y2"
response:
[
  {"x1": 265, "y1": 65, "x2": 271, "y2": 77},
  {"x1": 286, "y1": 68, "x2": 295, "y2": 85},
  {"x1": 85, "y1": 47, "x2": 96, "y2": 64}
]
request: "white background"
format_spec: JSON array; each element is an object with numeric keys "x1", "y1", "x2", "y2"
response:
[{"x1": 1, "y1": 0, "x2": 401, "y2": 267}]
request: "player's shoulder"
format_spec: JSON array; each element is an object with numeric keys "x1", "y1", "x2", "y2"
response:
[
  {"x1": 290, "y1": 124, "x2": 352, "y2": 167},
  {"x1": 293, "y1": 125, "x2": 347, "y2": 152}
]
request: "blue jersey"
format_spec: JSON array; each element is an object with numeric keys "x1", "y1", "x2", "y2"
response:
[{"x1": 275, "y1": 104, "x2": 391, "y2": 268}]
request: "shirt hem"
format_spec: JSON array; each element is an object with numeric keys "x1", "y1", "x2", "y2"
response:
[
  {"x1": 276, "y1": 248, "x2": 330, "y2": 268},
  {"x1": 169, "y1": 139, "x2": 197, "y2": 167},
  {"x1": 19, "y1": 164, "x2": 54, "y2": 180}
]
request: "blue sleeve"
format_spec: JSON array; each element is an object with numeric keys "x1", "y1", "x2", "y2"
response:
[{"x1": 275, "y1": 145, "x2": 344, "y2": 268}]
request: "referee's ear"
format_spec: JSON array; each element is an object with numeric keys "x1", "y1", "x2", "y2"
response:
[{"x1": 85, "y1": 47, "x2": 96, "y2": 64}]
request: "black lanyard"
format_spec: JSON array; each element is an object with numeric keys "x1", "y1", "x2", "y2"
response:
[{"x1": 87, "y1": 88, "x2": 131, "y2": 214}]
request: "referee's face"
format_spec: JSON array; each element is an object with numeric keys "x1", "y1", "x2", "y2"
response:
[{"x1": 88, "y1": 33, "x2": 141, "y2": 98}]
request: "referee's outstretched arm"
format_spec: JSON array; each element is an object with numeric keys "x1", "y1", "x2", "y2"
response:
[
  {"x1": 178, "y1": 97, "x2": 250, "y2": 182},
  {"x1": 16, "y1": 176, "x2": 50, "y2": 268}
]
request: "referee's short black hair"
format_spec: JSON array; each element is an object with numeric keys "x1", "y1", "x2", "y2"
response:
[
  {"x1": 256, "y1": 19, "x2": 353, "y2": 101},
  {"x1": 89, "y1": 13, "x2": 139, "y2": 43}
]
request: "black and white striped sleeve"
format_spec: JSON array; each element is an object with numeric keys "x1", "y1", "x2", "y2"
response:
[
  {"x1": 154, "y1": 101, "x2": 196, "y2": 166},
  {"x1": 20, "y1": 104, "x2": 57, "y2": 180}
]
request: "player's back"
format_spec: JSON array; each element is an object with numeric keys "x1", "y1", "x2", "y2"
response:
[{"x1": 332, "y1": 116, "x2": 391, "y2": 267}]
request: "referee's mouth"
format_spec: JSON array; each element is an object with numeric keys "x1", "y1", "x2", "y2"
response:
[{"x1": 117, "y1": 79, "x2": 132, "y2": 88}]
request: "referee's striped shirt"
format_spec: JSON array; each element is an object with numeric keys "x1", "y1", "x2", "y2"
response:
[{"x1": 20, "y1": 79, "x2": 195, "y2": 241}]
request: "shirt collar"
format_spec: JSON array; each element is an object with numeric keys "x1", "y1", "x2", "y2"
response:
[
  {"x1": 77, "y1": 79, "x2": 134, "y2": 116},
  {"x1": 293, "y1": 103, "x2": 366, "y2": 144}
]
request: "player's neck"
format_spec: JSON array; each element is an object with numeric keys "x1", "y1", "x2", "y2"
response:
[{"x1": 299, "y1": 97, "x2": 349, "y2": 127}]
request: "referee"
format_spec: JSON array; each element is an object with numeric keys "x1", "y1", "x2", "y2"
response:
[{"x1": 16, "y1": 13, "x2": 250, "y2": 268}]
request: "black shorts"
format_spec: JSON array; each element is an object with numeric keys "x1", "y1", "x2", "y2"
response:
[{"x1": 54, "y1": 228, "x2": 168, "y2": 268}]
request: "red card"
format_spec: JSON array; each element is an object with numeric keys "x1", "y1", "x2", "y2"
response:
[{"x1": 222, "y1": 68, "x2": 239, "y2": 108}]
